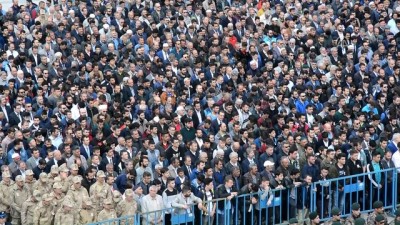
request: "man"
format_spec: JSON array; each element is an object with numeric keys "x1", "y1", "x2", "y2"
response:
[
  {"x1": 172, "y1": 185, "x2": 204, "y2": 214},
  {"x1": 54, "y1": 200, "x2": 77, "y2": 225},
  {"x1": 141, "y1": 185, "x2": 164, "y2": 225},
  {"x1": 345, "y1": 203, "x2": 362, "y2": 225},
  {"x1": 33, "y1": 194, "x2": 55, "y2": 225},
  {"x1": 367, "y1": 151, "x2": 385, "y2": 203},
  {"x1": 66, "y1": 176, "x2": 89, "y2": 209},
  {"x1": 26, "y1": 148, "x2": 41, "y2": 170},
  {"x1": 21, "y1": 190, "x2": 41, "y2": 225},
  {"x1": 90, "y1": 170, "x2": 111, "y2": 213},
  {"x1": 0, "y1": 171, "x2": 13, "y2": 213},
  {"x1": 116, "y1": 189, "x2": 137, "y2": 224},
  {"x1": 309, "y1": 211, "x2": 320, "y2": 225},
  {"x1": 0, "y1": 211, "x2": 11, "y2": 225},
  {"x1": 326, "y1": 207, "x2": 342, "y2": 225},
  {"x1": 78, "y1": 198, "x2": 96, "y2": 224},
  {"x1": 10, "y1": 175, "x2": 30, "y2": 225},
  {"x1": 97, "y1": 198, "x2": 117, "y2": 223},
  {"x1": 367, "y1": 201, "x2": 388, "y2": 225},
  {"x1": 216, "y1": 175, "x2": 238, "y2": 225}
]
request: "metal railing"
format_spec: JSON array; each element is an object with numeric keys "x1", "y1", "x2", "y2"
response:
[{"x1": 88, "y1": 168, "x2": 398, "y2": 225}]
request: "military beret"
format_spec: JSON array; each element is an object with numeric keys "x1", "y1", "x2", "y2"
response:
[
  {"x1": 125, "y1": 189, "x2": 134, "y2": 197},
  {"x1": 72, "y1": 176, "x2": 82, "y2": 183},
  {"x1": 373, "y1": 201, "x2": 384, "y2": 209},
  {"x1": 375, "y1": 214, "x2": 385, "y2": 223},
  {"x1": 354, "y1": 218, "x2": 365, "y2": 225},
  {"x1": 289, "y1": 218, "x2": 298, "y2": 224},
  {"x1": 332, "y1": 207, "x2": 341, "y2": 215},
  {"x1": 352, "y1": 203, "x2": 361, "y2": 210},
  {"x1": 53, "y1": 182, "x2": 62, "y2": 189},
  {"x1": 309, "y1": 211, "x2": 318, "y2": 220}
]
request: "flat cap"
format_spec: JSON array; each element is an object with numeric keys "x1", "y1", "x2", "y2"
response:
[
  {"x1": 352, "y1": 203, "x2": 360, "y2": 210},
  {"x1": 375, "y1": 214, "x2": 385, "y2": 223},
  {"x1": 354, "y1": 218, "x2": 365, "y2": 225},
  {"x1": 331, "y1": 207, "x2": 341, "y2": 215},
  {"x1": 373, "y1": 201, "x2": 384, "y2": 209}
]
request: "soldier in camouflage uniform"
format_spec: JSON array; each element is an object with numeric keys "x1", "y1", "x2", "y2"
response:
[
  {"x1": 66, "y1": 176, "x2": 89, "y2": 209},
  {"x1": 116, "y1": 189, "x2": 138, "y2": 224},
  {"x1": 56, "y1": 165, "x2": 70, "y2": 194},
  {"x1": 21, "y1": 190, "x2": 41, "y2": 225},
  {"x1": 54, "y1": 200, "x2": 77, "y2": 225},
  {"x1": 66, "y1": 164, "x2": 81, "y2": 187},
  {"x1": 47, "y1": 166, "x2": 59, "y2": 186},
  {"x1": 33, "y1": 194, "x2": 55, "y2": 225},
  {"x1": 326, "y1": 207, "x2": 343, "y2": 225},
  {"x1": 367, "y1": 201, "x2": 388, "y2": 225},
  {"x1": 345, "y1": 203, "x2": 363, "y2": 225},
  {"x1": 24, "y1": 170, "x2": 36, "y2": 195},
  {"x1": 390, "y1": 210, "x2": 400, "y2": 225},
  {"x1": 111, "y1": 190, "x2": 122, "y2": 208},
  {"x1": 49, "y1": 183, "x2": 65, "y2": 212},
  {"x1": 0, "y1": 171, "x2": 13, "y2": 216},
  {"x1": 10, "y1": 175, "x2": 30, "y2": 225},
  {"x1": 32, "y1": 173, "x2": 51, "y2": 194},
  {"x1": 97, "y1": 199, "x2": 117, "y2": 225},
  {"x1": 78, "y1": 198, "x2": 96, "y2": 225},
  {"x1": 89, "y1": 171, "x2": 111, "y2": 213}
]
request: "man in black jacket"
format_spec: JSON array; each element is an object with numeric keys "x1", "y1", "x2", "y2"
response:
[{"x1": 216, "y1": 175, "x2": 238, "y2": 225}]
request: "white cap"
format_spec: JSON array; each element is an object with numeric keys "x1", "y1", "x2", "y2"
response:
[
  {"x1": 126, "y1": 30, "x2": 133, "y2": 34},
  {"x1": 153, "y1": 116, "x2": 160, "y2": 123},
  {"x1": 103, "y1": 24, "x2": 109, "y2": 29},
  {"x1": 176, "y1": 106, "x2": 184, "y2": 112},
  {"x1": 264, "y1": 160, "x2": 274, "y2": 167},
  {"x1": 55, "y1": 52, "x2": 62, "y2": 58},
  {"x1": 89, "y1": 14, "x2": 95, "y2": 18},
  {"x1": 163, "y1": 43, "x2": 169, "y2": 48},
  {"x1": 12, "y1": 153, "x2": 20, "y2": 159},
  {"x1": 98, "y1": 104, "x2": 107, "y2": 111}
]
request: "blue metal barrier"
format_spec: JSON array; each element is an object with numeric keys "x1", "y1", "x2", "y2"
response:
[{"x1": 90, "y1": 168, "x2": 398, "y2": 225}]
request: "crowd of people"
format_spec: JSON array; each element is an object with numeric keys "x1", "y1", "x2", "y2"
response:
[{"x1": 1, "y1": 0, "x2": 400, "y2": 224}]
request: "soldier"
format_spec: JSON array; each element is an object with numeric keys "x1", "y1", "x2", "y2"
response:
[
  {"x1": 326, "y1": 207, "x2": 343, "y2": 225},
  {"x1": 21, "y1": 190, "x2": 41, "y2": 225},
  {"x1": 54, "y1": 200, "x2": 77, "y2": 225},
  {"x1": 57, "y1": 165, "x2": 70, "y2": 194},
  {"x1": 309, "y1": 211, "x2": 320, "y2": 225},
  {"x1": 32, "y1": 173, "x2": 51, "y2": 194},
  {"x1": 345, "y1": 203, "x2": 362, "y2": 225},
  {"x1": 97, "y1": 199, "x2": 117, "y2": 225},
  {"x1": 111, "y1": 190, "x2": 122, "y2": 208},
  {"x1": 116, "y1": 189, "x2": 138, "y2": 224},
  {"x1": 49, "y1": 183, "x2": 66, "y2": 212},
  {"x1": 66, "y1": 176, "x2": 89, "y2": 209},
  {"x1": 24, "y1": 170, "x2": 36, "y2": 195},
  {"x1": 67, "y1": 164, "x2": 81, "y2": 187},
  {"x1": 367, "y1": 201, "x2": 388, "y2": 225},
  {"x1": 391, "y1": 209, "x2": 400, "y2": 225},
  {"x1": 33, "y1": 194, "x2": 54, "y2": 225},
  {"x1": 0, "y1": 171, "x2": 13, "y2": 216},
  {"x1": 89, "y1": 170, "x2": 111, "y2": 213},
  {"x1": 10, "y1": 175, "x2": 30, "y2": 225},
  {"x1": 78, "y1": 198, "x2": 96, "y2": 225},
  {"x1": 47, "y1": 166, "x2": 59, "y2": 186},
  {"x1": 0, "y1": 211, "x2": 11, "y2": 225}
]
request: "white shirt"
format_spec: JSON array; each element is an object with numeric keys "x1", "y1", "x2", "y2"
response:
[{"x1": 392, "y1": 151, "x2": 400, "y2": 173}]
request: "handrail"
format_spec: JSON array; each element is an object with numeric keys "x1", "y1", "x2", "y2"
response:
[{"x1": 90, "y1": 167, "x2": 399, "y2": 225}]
